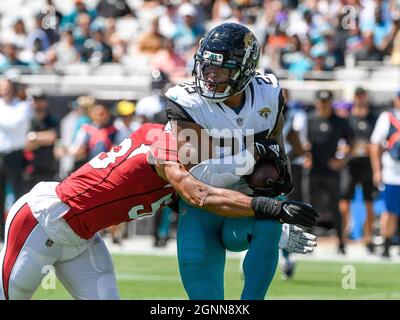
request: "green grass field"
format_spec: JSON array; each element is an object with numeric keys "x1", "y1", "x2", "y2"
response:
[{"x1": 32, "y1": 254, "x2": 400, "y2": 300}]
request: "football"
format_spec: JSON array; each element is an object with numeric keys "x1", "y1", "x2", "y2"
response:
[{"x1": 246, "y1": 160, "x2": 280, "y2": 189}]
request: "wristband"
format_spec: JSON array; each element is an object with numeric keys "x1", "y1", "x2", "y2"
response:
[{"x1": 251, "y1": 197, "x2": 282, "y2": 220}]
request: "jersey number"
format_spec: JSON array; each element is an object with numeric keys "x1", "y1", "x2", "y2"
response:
[
  {"x1": 255, "y1": 73, "x2": 278, "y2": 87},
  {"x1": 179, "y1": 82, "x2": 196, "y2": 94},
  {"x1": 89, "y1": 139, "x2": 150, "y2": 169},
  {"x1": 128, "y1": 193, "x2": 174, "y2": 220}
]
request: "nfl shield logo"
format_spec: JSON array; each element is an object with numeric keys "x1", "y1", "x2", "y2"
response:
[{"x1": 236, "y1": 117, "x2": 244, "y2": 127}]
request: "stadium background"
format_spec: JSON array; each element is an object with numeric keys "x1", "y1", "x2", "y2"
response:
[{"x1": 0, "y1": 0, "x2": 399, "y2": 299}]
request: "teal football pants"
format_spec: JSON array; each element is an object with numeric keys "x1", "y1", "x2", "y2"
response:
[{"x1": 177, "y1": 199, "x2": 281, "y2": 300}]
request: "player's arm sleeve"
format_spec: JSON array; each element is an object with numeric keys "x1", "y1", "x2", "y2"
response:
[
  {"x1": 161, "y1": 161, "x2": 254, "y2": 217},
  {"x1": 188, "y1": 149, "x2": 256, "y2": 188}
]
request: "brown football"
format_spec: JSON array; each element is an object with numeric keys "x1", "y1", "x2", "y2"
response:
[{"x1": 247, "y1": 160, "x2": 280, "y2": 189}]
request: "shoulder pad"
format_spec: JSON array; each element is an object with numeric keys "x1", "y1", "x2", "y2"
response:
[
  {"x1": 254, "y1": 71, "x2": 280, "y2": 88},
  {"x1": 165, "y1": 83, "x2": 201, "y2": 110}
]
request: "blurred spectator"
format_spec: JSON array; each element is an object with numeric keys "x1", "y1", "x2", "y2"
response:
[
  {"x1": 23, "y1": 88, "x2": 58, "y2": 192},
  {"x1": 48, "y1": 28, "x2": 80, "y2": 68},
  {"x1": 346, "y1": 17, "x2": 364, "y2": 55},
  {"x1": 81, "y1": 22, "x2": 113, "y2": 64},
  {"x1": 355, "y1": 31, "x2": 384, "y2": 62},
  {"x1": 339, "y1": 88, "x2": 377, "y2": 254},
  {"x1": 265, "y1": 24, "x2": 290, "y2": 69},
  {"x1": 151, "y1": 38, "x2": 188, "y2": 83},
  {"x1": 73, "y1": 96, "x2": 94, "y2": 139},
  {"x1": 26, "y1": 13, "x2": 50, "y2": 53},
  {"x1": 20, "y1": 37, "x2": 49, "y2": 68},
  {"x1": 69, "y1": 102, "x2": 117, "y2": 168},
  {"x1": 281, "y1": 34, "x2": 313, "y2": 78},
  {"x1": 113, "y1": 100, "x2": 141, "y2": 144},
  {"x1": 0, "y1": 43, "x2": 29, "y2": 71},
  {"x1": 333, "y1": 100, "x2": 352, "y2": 119},
  {"x1": 96, "y1": 0, "x2": 133, "y2": 18},
  {"x1": 228, "y1": 3, "x2": 250, "y2": 24},
  {"x1": 46, "y1": 0, "x2": 63, "y2": 33},
  {"x1": 324, "y1": 32, "x2": 344, "y2": 69},
  {"x1": 135, "y1": 69, "x2": 171, "y2": 123},
  {"x1": 73, "y1": 13, "x2": 92, "y2": 52},
  {"x1": 108, "y1": 35, "x2": 128, "y2": 63},
  {"x1": 15, "y1": 82, "x2": 29, "y2": 101},
  {"x1": 158, "y1": 3, "x2": 179, "y2": 39},
  {"x1": 42, "y1": 0, "x2": 62, "y2": 46},
  {"x1": 361, "y1": 5, "x2": 392, "y2": 48},
  {"x1": 212, "y1": 0, "x2": 233, "y2": 22},
  {"x1": 56, "y1": 96, "x2": 93, "y2": 178},
  {"x1": 1, "y1": 18, "x2": 28, "y2": 50},
  {"x1": 303, "y1": 90, "x2": 354, "y2": 254},
  {"x1": 197, "y1": 0, "x2": 215, "y2": 22},
  {"x1": 61, "y1": 0, "x2": 97, "y2": 28},
  {"x1": 136, "y1": 17, "x2": 165, "y2": 56},
  {"x1": 0, "y1": 79, "x2": 32, "y2": 241},
  {"x1": 172, "y1": 3, "x2": 205, "y2": 56},
  {"x1": 370, "y1": 90, "x2": 400, "y2": 258}
]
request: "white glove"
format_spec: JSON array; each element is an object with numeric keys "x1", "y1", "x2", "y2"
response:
[{"x1": 279, "y1": 223, "x2": 317, "y2": 254}]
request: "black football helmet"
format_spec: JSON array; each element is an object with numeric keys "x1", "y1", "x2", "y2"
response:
[{"x1": 193, "y1": 23, "x2": 260, "y2": 102}]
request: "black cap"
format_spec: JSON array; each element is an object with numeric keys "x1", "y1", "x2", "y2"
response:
[
  {"x1": 29, "y1": 87, "x2": 46, "y2": 99},
  {"x1": 315, "y1": 89, "x2": 333, "y2": 101},
  {"x1": 355, "y1": 87, "x2": 366, "y2": 96},
  {"x1": 151, "y1": 69, "x2": 170, "y2": 91}
]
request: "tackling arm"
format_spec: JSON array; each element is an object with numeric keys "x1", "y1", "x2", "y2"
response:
[
  {"x1": 170, "y1": 119, "x2": 256, "y2": 187},
  {"x1": 155, "y1": 160, "x2": 319, "y2": 227},
  {"x1": 157, "y1": 160, "x2": 253, "y2": 217}
]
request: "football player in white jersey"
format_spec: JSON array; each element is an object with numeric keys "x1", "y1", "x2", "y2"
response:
[{"x1": 164, "y1": 23, "x2": 301, "y2": 299}]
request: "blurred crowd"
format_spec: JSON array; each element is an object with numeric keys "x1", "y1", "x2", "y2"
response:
[
  {"x1": 283, "y1": 85, "x2": 400, "y2": 258},
  {"x1": 1, "y1": 0, "x2": 400, "y2": 81}
]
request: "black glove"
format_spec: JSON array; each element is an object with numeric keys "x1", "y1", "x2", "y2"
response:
[
  {"x1": 253, "y1": 138, "x2": 281, "y2": 162},
  {"x1": 251, "y1": 197, "x2": 319, "y2": 228},
  {"x1": 251, "y1": 139, "x2": 294, "y2": 197}
]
